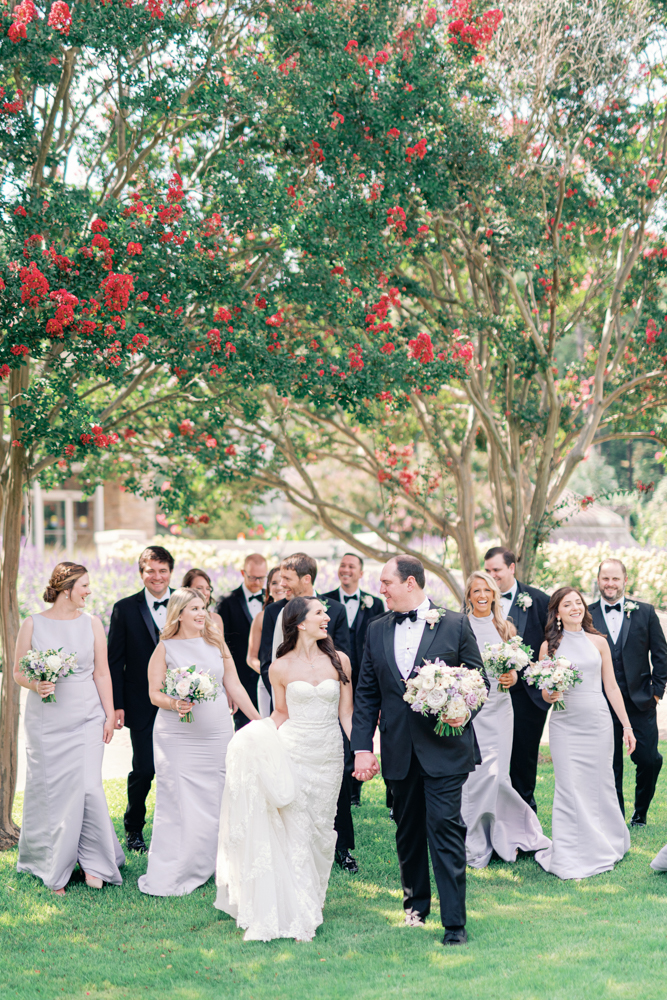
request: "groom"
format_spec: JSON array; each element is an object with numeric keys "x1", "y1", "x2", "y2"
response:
[{"x1": 352, "y1": 555, "x2": 487, "y2": 945}]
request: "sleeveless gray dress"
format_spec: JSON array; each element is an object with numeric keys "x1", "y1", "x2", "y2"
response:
[
  {"x1": 535, "y1": 629, "x2": 630, "y2": 879},
  {"x1": 17, "y1": 613, "x2": 125, "y2": 890},
  {"x1": 138, "y1": 637, "x2": 233, "y2": 896},
  {"x1": 462, "y1": 614, "x2": 550, "y2": 866}
]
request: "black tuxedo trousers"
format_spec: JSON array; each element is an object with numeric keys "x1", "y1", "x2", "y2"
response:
[{"x1": 610, "y1": 695, "x2": 662, "y2": 817}]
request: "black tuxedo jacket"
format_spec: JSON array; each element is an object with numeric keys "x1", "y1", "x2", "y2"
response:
[
  {"x1": 589, "y1": 598, "x2": 667, "y2": 711},
  {"x1": 350, "y1": 605, "x2": 488, "y2": 781},
  {"x1": 321, "y1": 588, "x2": 385, "y2": 681},
  {"x1": 108, "y1": 589, "x2": 172, "y2": 730},
  {"x1": 507, "y1": 581, "x2": 550, "y2": 712},
  {"x1": 216, "y1": 585, "x2": 260, "y2": 707},
  {"x1": 259, "y1": 595, "x2": 351, "y2": 696}
]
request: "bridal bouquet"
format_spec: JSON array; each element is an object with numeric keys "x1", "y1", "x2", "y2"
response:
[
  {"x1": 161, "y1": 664, "x2": 219, "y2": 723},
  {"x1": 523, "y1": 656, "x2": 582, "y2": 711},
  {"x1": 20, "y1": 648, "x2": 78, "y2": 702},
  {"x1": 482, "y1": 636, "x2": 532, "y2": 693},
  {"x1": 403, "y1": 658, "x2": 488, "y2": 736}
]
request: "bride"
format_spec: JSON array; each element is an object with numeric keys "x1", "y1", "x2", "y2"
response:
[{"x1": 214, "y1": 595, "x2": 353, "y2": 941}]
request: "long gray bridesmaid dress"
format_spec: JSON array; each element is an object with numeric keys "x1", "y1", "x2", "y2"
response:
[
  {"x1": 17, "y1": 613, "x2": 125, "y2": 890},
  {"x1": 138, "y1": 636, "x2": 233, "y2": 896},
  {"x1": 535, "y1": 628, "x2": 630, "y2": 879},
  {"x1": 462, "y1": 614, "x2": 550, "y2": 867}
]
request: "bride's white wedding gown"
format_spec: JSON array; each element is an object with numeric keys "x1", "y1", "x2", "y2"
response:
[{"x1": 214, "y1": 678, "x2": 344, "y2": 941}]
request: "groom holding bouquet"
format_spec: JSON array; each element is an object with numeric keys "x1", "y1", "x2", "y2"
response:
[{"x1": 352, "y1": 555, "x2": 487, "y2": 945}]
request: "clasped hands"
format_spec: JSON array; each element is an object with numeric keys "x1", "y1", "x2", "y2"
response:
[{"x1": 353, "y1": 712, "x2": 469, "y2": 782}]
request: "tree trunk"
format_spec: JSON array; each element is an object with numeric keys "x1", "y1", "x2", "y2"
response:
[{"x1": 0, "y1": 365, "x2": 29, "y2": 849}]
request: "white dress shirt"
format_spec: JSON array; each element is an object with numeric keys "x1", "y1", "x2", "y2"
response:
[
  {"x1": 394, "y1": 596, "x2": 430, "y2": 680},
  {"x1": 602, "y1": 596, "x2": 624, "y2": 645},
  {"x1": 499, "y1": 581, "x2": 518, "y2": 620},
  {"x1": 243, "y1": 582, "x2": 264, "y2": 621},
  {"x1": 339, "y1": 586, "x2": 361, "y2": 627},
  {"x1": 355, "y1": 596, "x2": 431, "y2": 755},
  {"x1": 145, "y1": 588, "x2": 169, "y2": 632}
]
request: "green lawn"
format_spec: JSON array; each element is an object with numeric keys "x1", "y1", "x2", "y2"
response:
[{"x1": 3, "y1": 750, "x2": 667, "y2": 1000}]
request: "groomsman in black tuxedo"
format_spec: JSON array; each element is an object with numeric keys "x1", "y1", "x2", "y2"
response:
[
  {"x1": 108, "y1": 545, "x2": 174, "y2": 853},
  {"x1": 259, "y1": 552, "x2": 356, "y2": 869},
  {"x1": 589, "y1": 558, "x2": 667, "y2": 826},
  {"x1": 322, "y1": 552, "x2": 384, "y2": 807},
  {"x1": 352, "y1": 554, "x2": 487, "y2": 945},
  {"x1": 216, "y1": 553, "x2": 268, "y2": 730},
  {"x1": 484, "y1": 546, "x2": 549, "y2": 813}
]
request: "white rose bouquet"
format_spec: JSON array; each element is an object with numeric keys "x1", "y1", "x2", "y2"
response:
[
  {"x1": 20, "y1": 648, "x2": 78, "y2": 702},
  {"x1": 162, "y1": 664, "x2": 220, "y2": 723},
  {"x1": 403, "y1": 658, "x2": 488, "y2": 736},
  {"x1": 523, "y1": 655, "x2": 582, "y2": 711},
  {"x1": 482, "y1": 636, "x2": 532, "y2": 693}
]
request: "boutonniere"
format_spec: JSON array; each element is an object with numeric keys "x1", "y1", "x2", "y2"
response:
[
  {"x1": 362, "y1": 594, "x2": 374, "y2": 610},
  {"x1": 625, "y1": 601, "x2": 639, "y2": 618},
  {"x1": 319, "y1": 598, "x2": 330, "y2": 611},
  {"x1": 516, "y1": 593, "x2": 533, "y2": 610},
  {"x1": 422, "y1": 607, "x2": 446, "y2": 630}
]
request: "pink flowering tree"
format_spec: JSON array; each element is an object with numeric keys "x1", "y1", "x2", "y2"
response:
[
  {"x1": 122, "y1": 0, "x2": 667, "y2": 595},
  {"x1": 0, "y1": 0, "x2": 468, "y2": 846}
]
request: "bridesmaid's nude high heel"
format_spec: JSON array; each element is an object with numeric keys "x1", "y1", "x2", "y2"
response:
[{"x1": 83, "y1": 872, "x2": 104, "y2": 889}]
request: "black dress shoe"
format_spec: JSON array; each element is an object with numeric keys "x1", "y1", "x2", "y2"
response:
[
  {"x1": 443, "y1": 927, "x2": 468, "y2": 946},
  {"x1": 126, "y1": 831, "x2": 147, "y2": 853},
  {"x1": 630, "y1": 812, "x2": 647, "y2": 827},
  {"x1": 335, "y1": 849, "x2": 359, "y2": 873},
  {"x1": 350, "y1": 795, "x2": 361, "y2": 808},
  {"x1": 389, "y1": 807, "x2": 396, "y2": 823}
]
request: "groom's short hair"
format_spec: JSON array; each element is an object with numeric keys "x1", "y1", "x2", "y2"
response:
[
  {"x1": 138, "y1": 545, "x2": 174, "y2": 572},
  {"x1": 282, "y1": 552, "x2": 318, "y2": 584},
  {"x1": 484, "y1": 546, "x2": 516, "y2": 568},
  {"x1": 392, "y1": 554, "x2": 425, "y2": 590}
]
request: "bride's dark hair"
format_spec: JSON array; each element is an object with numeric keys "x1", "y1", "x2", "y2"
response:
[
  {"x1": 277, "y1": 596, "x2": 349, "y2": 684},
  {"x1": 545, "y1": 586, "x2": 601, "y2": 656}
]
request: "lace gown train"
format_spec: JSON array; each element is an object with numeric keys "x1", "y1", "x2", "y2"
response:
[{"x1": 215, "y1": 678, "x2": 344, "y2": 941}]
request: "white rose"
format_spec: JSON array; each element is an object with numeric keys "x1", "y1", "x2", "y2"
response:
[
  {"x1": 411, "y1": 676, "x2": 423, "y2": 690},
  {"x1": 175, "y1": 678, "x2": 191, "y2": 698},
  {"x1": 420, "y1": 663, "x2": 436, "y2": 678},
  {"x1": 426, "y1": 688, "x2": 448, "y2": 710},
  {"x1": 197, "y1": 674, "x2": 213, "y2": 697},
  {"x1": 45, "y1": 654, "x2": 62, "y2": 670},
  {"x1": 421, "y1": 674, "x2": 436, "y2": 691},
  {"x1": 556, "y1": 657, "x2": 571, "y2": 669},
  {"x1": 363, "y1": 595, "x2": 374, "y2": 609},
  {"x1": 512, "y1": 649, "x2": 530, "y2": 668},
  {"x1": 447, "y1": 696, "x2": 466, "y2": 717}
]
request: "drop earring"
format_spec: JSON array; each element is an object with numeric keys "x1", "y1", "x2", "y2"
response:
[{"x1": 556, "y1": 615, "x2": 561, "y2": 630}]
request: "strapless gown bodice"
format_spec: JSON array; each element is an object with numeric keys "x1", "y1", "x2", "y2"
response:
[{"x1": 284, "y1": 678, "x2": 341, "y2": 725}]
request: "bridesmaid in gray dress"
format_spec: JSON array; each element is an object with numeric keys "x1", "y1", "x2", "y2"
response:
[
  {"x1": 462, "y1": 571, "x2": 550, "y2": 867},
  {"x1": 14, "y1": 562, "x2": 124, "y2": 894},
  {"x1": 535, "y1": 587, "x2": 635, "y2": 880},
  {"x1": 138, "y1": 587, "x2": 261, "y2": 896}
]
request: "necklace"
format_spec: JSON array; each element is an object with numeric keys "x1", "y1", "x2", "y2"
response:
[{"x1": 296, "y1": 651, "x2": 319, "y2": 667}]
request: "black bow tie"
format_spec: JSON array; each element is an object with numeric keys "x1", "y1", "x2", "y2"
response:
[
  {"x1": 248, "y1": 592, "x2": 263, "y2": 603},
  {"x1": 153, "y1": 599, "x2": 169, "y2": 610},
  {"x1": 394, "y1": 609, "x2": 419, "y2": 624},
  {"x1": 501, "y1": 592, "x2": 513, "y2": 601},
  {"x1": 344, "y1": 593, "x2": 359, "y2": 603},
  {"x1": 605, "y1": 603, "x2": 622, "y2": 614}
]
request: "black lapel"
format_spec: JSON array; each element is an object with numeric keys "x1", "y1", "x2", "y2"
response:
[
  {"x1": 591, "y1": 602, "x2": 610, "y2": 640},
  {"x1": 382, "y1": 615, "x2": 405, "y2": 692},
  {"x1": 509, "y1": 583, "x2": 528, "y2": 636},
  {"x1": 138, "y1": 592, "x2": 159, "y2": 645},
  {"x1": 621, "y1": 603, "x2": 633, "y2": 651},
  {"x1": 236, "y1": 586, "x2": 253, "y2": 626}
]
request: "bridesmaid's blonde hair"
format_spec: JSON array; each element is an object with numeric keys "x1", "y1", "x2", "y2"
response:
[
  {"x1": 161, "y1": 587, "x2": 222, "y2": 648},
  {"x1": 464, "y1": 571, "x2": 517, "y2": 642}
]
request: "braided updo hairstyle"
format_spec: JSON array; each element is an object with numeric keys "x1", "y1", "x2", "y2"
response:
[{"x1": 43, "y1": 562, "x2": 88, "y2": 603}]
